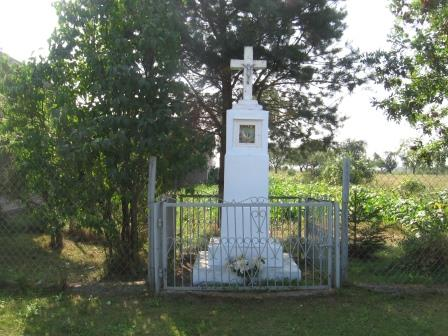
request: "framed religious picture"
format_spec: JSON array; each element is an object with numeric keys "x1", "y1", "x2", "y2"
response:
[
  {"x1": 233, "y1": 119, "x2": 262, "y2": 148},
  {"x1": 239, "y1": 124, "x2": 256, "y2": 143}
]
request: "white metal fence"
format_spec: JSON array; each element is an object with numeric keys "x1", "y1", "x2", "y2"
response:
[{"x1": 149, "y1": 199, "x2": 340, "y2": 292}]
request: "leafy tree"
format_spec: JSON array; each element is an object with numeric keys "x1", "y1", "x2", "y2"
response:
[
  {"x1": 371, "y1": 0, "x2": 448, "y2": 154},
  {"x1": 2, "y1": 0, "x2": 212, "y2": 273},
  {"x1": 0, "y1": 52, "x2": 23, "y2": 231},
  {"x1": 399, "y1": 140, "x2": 422, "y2": 174},
  {"x1": 399, "y1": 138, "x2": 447, "y2": 174},
  {"x1": 269, "y1": 141, "x2": 290, "y2": 174},
  {"x1": 287, "y1": 138, "x2": 333, "y2": 172},
  {"x1": 320, "y1": 139, "x2": 374, "y2": 185},
  {"x1": 372, "y1": 152, "x2": 384, "y2": 169},
  {"x1": 383, "y1": 152, "x2": 398, "y2": 174},
  {"x1": 373, "y1": 151, "x2": 397, "y2": 174},
  {"x1": 0, "y1": 52, "x2": 20, "y2": 119},
  {"x1": 179, "y1": 0, "x2": 364, "y2": 195},
  {"x1": 338, "y1": 139, "x2": 368, "y2": 161}
]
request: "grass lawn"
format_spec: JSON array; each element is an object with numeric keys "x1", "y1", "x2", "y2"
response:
[
  {"x1": 0, "y1": 233, "x2": 106, "y2": 287},
  {"x1": 0, "y1": 287, "x2": 447, "y2": 336}
]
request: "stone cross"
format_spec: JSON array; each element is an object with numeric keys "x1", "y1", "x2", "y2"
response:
[{"x1": 230, "y1": 46, "x2": 267, "y2": 101}]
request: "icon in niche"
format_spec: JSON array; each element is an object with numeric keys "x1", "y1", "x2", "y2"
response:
[{"x1": 239, "y1": 125, "x2": 256, "y2": 144}]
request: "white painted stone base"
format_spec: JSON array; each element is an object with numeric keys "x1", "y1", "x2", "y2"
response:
[
  {"x1": 192, "y1": 251, "x2": 301, "y2": 286},
  {"x1": 207, "y1": 237, "x2": 284, "y2": 266}
]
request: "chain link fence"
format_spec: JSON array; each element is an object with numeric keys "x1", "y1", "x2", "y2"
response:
[
  {"x1": 0, "y1": 150, "x2": 149, "y2": 289},
  {"x1": 346, "y1": 169, "x2": 448, "y2": 286},
  {"x1": 1, "y1": 150, "x2": 448, "y2": 290}
]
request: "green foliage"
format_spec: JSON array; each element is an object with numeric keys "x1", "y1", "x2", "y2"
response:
[
  {"x1": 324, "y1": 158, "x2": 374, "y2": 186},
  {"x1": 398, "y1": 139, "x2": 448, "y2": 174},
  {"x1": 399, "y1": 178, "x2": 426, "y2": 197},
  {"x1": 348, "y1": 187, "x2": 386, "y2": 259},
  {"x1": 373, "y1": 152, "x2": 398, "y2": 174},
  {"x1": 269, "y1": 173, "x2": 339, "y2": 201},
  {"x1": 371, "y1": 1, "x2": 448, "y2": 146},
  {"x1": 180, "y1": 0, "x2": 364, "y2": 192},
  {"x1": 307, "y1": 140, "x2": 375, "y2": 185},
  {"x1": 1, "y1": 0, "x2": 213, "y2": 275},
  {"x1": 391, "y1": 190, "x2": 448, "y2": 236},
  {"x1": 400, "y1": 232, "x2": 448, "y2": 276},
  {"x1": 268, "y1": 141, "x2": 290, "y2": 173},
  {"x1": 320, "y1": 156, "x2": 374, "y2": 185}
]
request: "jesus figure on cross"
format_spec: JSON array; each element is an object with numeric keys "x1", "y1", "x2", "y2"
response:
[{"x1": 230, "y1": 46, "x2": 267, "y2": 101}]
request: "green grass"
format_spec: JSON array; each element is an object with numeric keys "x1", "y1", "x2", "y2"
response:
[
  {"x1": 0, "y1": 233, "x2": 105, "y2": 287},
  {"x1": 0, "y1": 288, "x2": 447, "y2": 335}
]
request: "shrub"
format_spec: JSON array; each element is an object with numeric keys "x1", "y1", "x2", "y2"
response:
[
  {"x1": 399, "y1": 178, "x2": 426, "y2": 197},
  {"x1": 393, "y1": 190, "x2": 448, "y2": 236},
  {"x1": 287, "y1": 169, "x2": 296, "y2": 176},
  {"x1": 399, "y1": 233, "x2": 448, "y2": 275},
  {"x1": 320, "y1": 157, "x2": 374, "y2": 185},
  {"x1": 349, "y1": 187, "x2": 387, "y2": 259}
]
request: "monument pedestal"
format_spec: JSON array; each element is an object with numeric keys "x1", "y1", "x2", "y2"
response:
[
  {"x1": 192, "y1": 98, "x2": 301, "y2": 286},
  {"x1": 192, "y1": 250, "x2": 301, "y2": 286}
]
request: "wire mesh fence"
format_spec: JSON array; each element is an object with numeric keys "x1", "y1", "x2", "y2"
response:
[
  {"x1": 0, "y1": 152, "x2": 150, "y2": 288},
  {"x1": 1, "y1": 152, "x2": 448, "y2": 290},
  {"x1": 346, "y1": 171, "x2": 448, "y2": 286}
]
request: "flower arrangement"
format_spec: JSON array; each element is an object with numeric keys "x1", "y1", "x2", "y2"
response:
[{"x1": 226, "y1": 255, "x2": 265, "y2": 279}]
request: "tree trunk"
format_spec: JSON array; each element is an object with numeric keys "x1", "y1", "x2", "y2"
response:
[
  {"x1": 121, "y1": 198, "x2": 130, "y2": 243},
  {"x1": 103, "y1": 198, "x2": 113, "y2": 258},
  {"x1": 218, "y1": 71, "x2": 233, "y2": 199},
  {"x1": 50, "y1": 226, "x2": 63, "y2": 250},
  {"x1": 130, "y1": 194, "x2": 139, "y2": 265},
  {"x1": 120, "y1": 197, "x2": 132, "y2": 272}
]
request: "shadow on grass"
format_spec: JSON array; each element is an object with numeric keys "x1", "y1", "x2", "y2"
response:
[
  {"x1": 348, "y1": 245, "x2": 448, "y2": 285},
  {"x1": 0, "y1": 211, "x2": 106, "y2": 288},
  {"x1": 1, "y1": 288, "x2": 444, "y2": 336}
]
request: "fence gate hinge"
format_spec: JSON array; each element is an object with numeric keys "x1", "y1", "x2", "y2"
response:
[
  {"x1": 157, "y1": 218, "x2": 162, "y2": 227},
  {"x1": 158, "y1": 267, "x2": 163, "y2": 278}
]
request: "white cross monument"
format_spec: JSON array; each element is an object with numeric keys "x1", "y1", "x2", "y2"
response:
[
  {"x1": 230, "y1": 46, "x2": 267, "y2": 101},
  {"x1": 193, "y1": 46, "x2": 300, "y2": 285}
]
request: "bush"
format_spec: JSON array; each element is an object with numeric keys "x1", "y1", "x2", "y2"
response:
[
  {"x1": 399, "y1": 233, "x2": 448, "y2": 275},
  {"x1": 349, "y1": 187, "x2": 387, "y2": 259},
  {"x1": 287, "y1": 169, "x2": 296, "y2": 176},
  {"x1": 320, "y1": 157, "x2": 374, "y2": 185},
  {"x1": 392, "y1": 190, "x2": 448, "y2": 236},
  {"x1": 399, "y1": 178, "x2": 426, "y2": 197}
]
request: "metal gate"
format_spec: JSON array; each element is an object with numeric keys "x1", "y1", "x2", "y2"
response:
[{"x1": 149, "y1": 200, "x2": 340, "y2": 293}]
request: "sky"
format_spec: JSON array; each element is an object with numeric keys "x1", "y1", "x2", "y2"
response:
[
  {"x1": 0, "y1": 0, "x2": 420, "y2": 157},
  {"x1": 338, "y1": 0, "x2": 419, "y2": 156}
]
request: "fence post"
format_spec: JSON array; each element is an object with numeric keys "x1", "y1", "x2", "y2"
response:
[
  {"x1": 341, "y1": 157, "x2": 350, "y2": 283},
  {"x1": 147, "y1": 156, "x2": 157, "y2": 292},
  {"x1": 334, "y1": 202, "x2": 341, "y2": 289}
]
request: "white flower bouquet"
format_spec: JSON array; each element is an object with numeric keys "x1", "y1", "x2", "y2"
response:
[{"x1": 226, "y1": 255, "x2": 265, "y2": 278}]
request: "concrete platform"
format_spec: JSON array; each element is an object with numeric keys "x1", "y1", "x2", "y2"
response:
[
  {"x1": 207, "y1": 237, "x2": 284, "y2": 266},
  {"x1": 192, "y1": 251, "x2": 301, "y2": 286}
]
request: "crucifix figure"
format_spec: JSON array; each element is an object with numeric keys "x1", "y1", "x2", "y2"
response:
[{"x1": 230, "y1": 46, "x2": 267, "y2": 101}]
